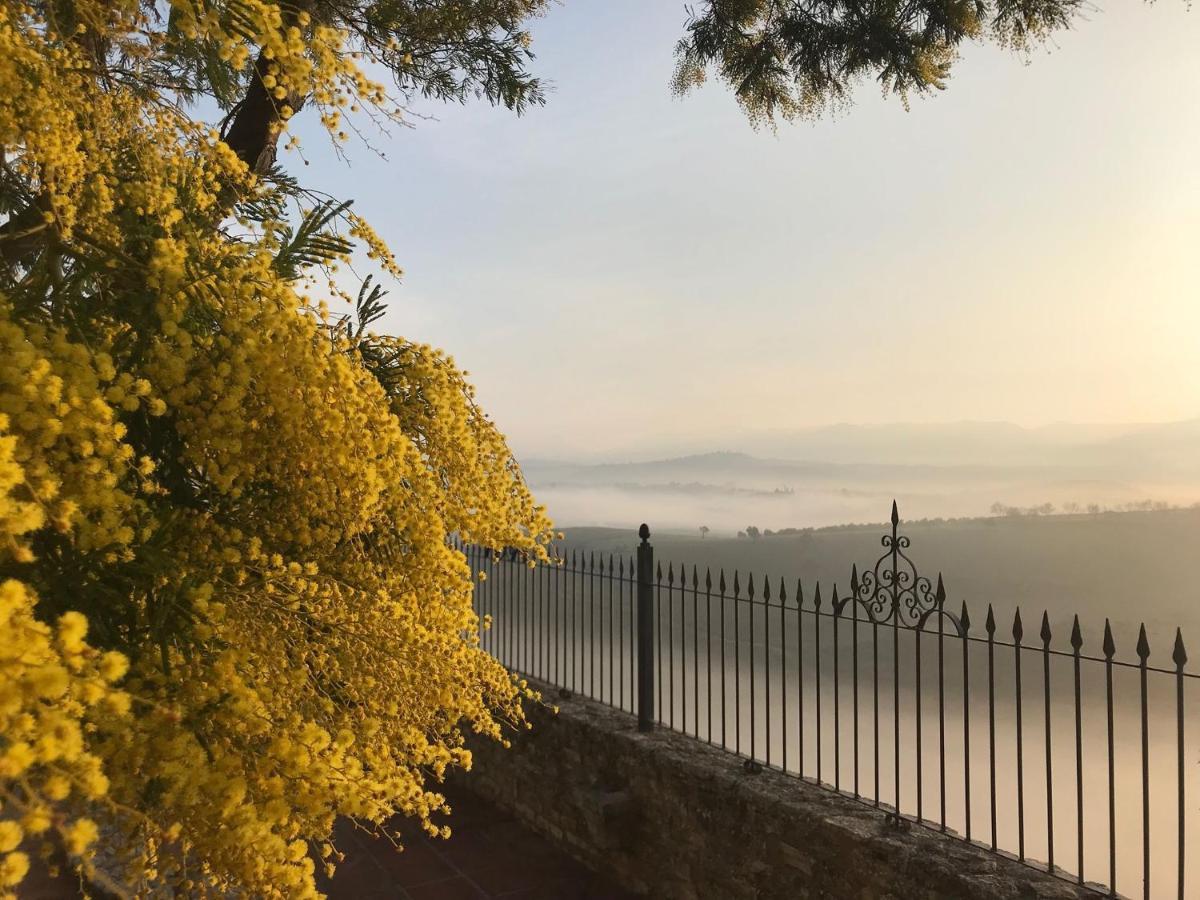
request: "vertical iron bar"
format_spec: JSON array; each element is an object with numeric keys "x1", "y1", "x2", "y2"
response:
[
  {"x1": 1072, "y1": 615, "x2": 1084, "y2": 885},
  {"x1": 571, "y1": 550, "x2": 578, "y2": 692},
  {"x1": 694, "y1": 566, "x2": 700, "y2": 739},
  {"x1": 833, "y1": 586, "x2": 841, "y2": 790},
  {"x1": 1137, "y1": 624, "x2": 1151, "y2": 900},
  {"x1": 987, "y1": 604, "x2": 997, "y2": 852},
  {"x1": 815, "y1": 583, "x2": 823, "y2": 783},
  {"x1": 590, "y1": 551, "x2": 597, "y2": 699},
  {"x1": 523, "y1": 553, "x2": 529, "y2": 676},
  {"x1": 596, "y1": 555, "x2": 602, "y2": 700},
  {"x1": 636, "y1": 525, "x2": 654, "y2": 732},
  {"x1": 765, "y1": 576, "x2": 772, "y2": 766},
  {"x1": 657, "y1": 560, "x2": 664, "y2": 724},
  {"x1": 618, "y1": 557, "x2": 625, "y2": 710},
  {"x1": 706, "y1": 569, "x2": 714, "y2": 744},
  {"x1": 629, "y1": 556, "x2": 635, "y2": 712},
  {"x1": 962, "y1": 602, "x2": 972, "y2": 843},
  {"x1": 542, "y1": 554, "x2": 547, "y2": 681},
  {"x1": 1174, "y1": 629, "x2": 1187, "y2": 900},
  {"x1": 544, "y1": 556, "x2": 550, "y2": 682},
  {"x1": 682, "y1": 566, "x2": 689, "y2": 734},
  {"x1": 561, "y1": 552, "x2": 568, "y2": 688},
  {"x1": 873, "y1": 614, "x2": 879, "y2": 807},
  {"x1": 521, "y1": 551, "x2": 527, "y2": 675},
  {"x1": 849, "y1": 588, "x2": 859, "y2": 801},
  {"x1": 798, "y1": 579, "x2": 805, "y2": 778},
  {"x1": 781, "y1": 578, "x2": 788, "y2": 771},
  {"x1": 561, "y1": 549, "x2": 566, "y2": 687},
  {"x1": 507, "y1": 549, "x2": 514, "y2": 671},
  {"x1": 916, "y1": 606, "x2": 923, "y2": 824},
  {"x1": 1104, "y1": 619, "x2": 1116, "y2": 896},
  {"x1": 734, "y1": 571, "x2": 742, "y2": 756},
  {"x1": 720, "y1": 571, "x2": 727, "y2": 749},
  {"x1": 1041, "y1": 611, "x2": 1054, "y2": 873},
  {"x1": 1014, "y1": 608, "x2": 1025, "y2": 863},
  {"x1": 891, "y1": 502, "x2": 901, "y2": 818},
  {"x1": 937, "y1": 576, "x2": 947, "y2": 831},
  {"x1": 750, "y1": 573, "x2": 757, "y2": 762},
  {"x1": 853, "y1": 572, "x2": 860, "y2": 798},
  {"x1": 669, "y1": 563, "x2": 676, "y2": 730},
  {"x1": 608, "y1": 554, "x2": 615, "y2": 705},
  {"x1": 529, "y1": 553, "x2": 535, "y2": 677}
]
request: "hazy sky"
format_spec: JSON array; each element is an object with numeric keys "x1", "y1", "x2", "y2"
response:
[{"x1": 293, "y1": 1, "x2": 1200, "y2": 459}]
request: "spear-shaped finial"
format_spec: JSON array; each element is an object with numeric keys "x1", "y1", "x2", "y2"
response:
[
  {"x1": 1102, "y1": 619, "x2": 1116, "y2": 659},
  {"x1": 891, "y1": 500, "x2": 900, "y2": 527},
  {"x1": 1070, "y1": 615, "x2": 1083, "y2": 652},
  {"x1": 1012, "y1": 607, "x2": 1024, "y2": 642},
  {"x1": 1040, "y1": 611, "x2": 1052, "y2": 647},
  {"x1": 985, "y1": 604, "x2": 996, "y2": 636},
  {"x1": 935, "y1": 574, "x2": 946, "y2": 608},
  {"x1": 850, "y1": 564, "x2": 860, "y2": 596},
  {"x1": 1173, "y1": 628, "x2": 1188, "y2": 669},
  {"x1": 960, "y1": 600, "x2": 971, "y2": 633},
  {"x1": 814, "y1": 582, "x2": 823, "y2": 610},
  {"x1": 705, "y1": 567, "x2": 712, "y2": 591},
  {"x1": 1136, "y1": 623, "x2": 1150, "y2": 663}
]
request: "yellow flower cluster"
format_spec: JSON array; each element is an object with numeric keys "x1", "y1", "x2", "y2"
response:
[
  {"x1": 0, "y1": 576, "x2": 131, "y2": 897},
  {"x1": 0, "y1": 2, "x2": 553, "y2": 896}
]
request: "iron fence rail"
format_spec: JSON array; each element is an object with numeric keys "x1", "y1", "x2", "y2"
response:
[{"x1": 460, "y1": 504, "x2": 1196, "y2": 900}]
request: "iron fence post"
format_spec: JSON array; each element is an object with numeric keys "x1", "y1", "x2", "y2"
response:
[{"x1": 637, "y1": 523, "x2": 655, "y2": 732}]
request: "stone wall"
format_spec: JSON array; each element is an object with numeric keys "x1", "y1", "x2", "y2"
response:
[{"x1": 458, "y1": 683, "x2": 1106, "y2": 900}]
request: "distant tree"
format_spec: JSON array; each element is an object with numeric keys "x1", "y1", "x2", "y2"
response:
[
  {"x1": 1088, "y1": 504, "x2": 1102, "y2": 515},
  {"x1": 700, "y1": 525, "x2": 710, "y2": 539},
  {"x1": 1063, "y1": 502, "x2": 1080, "y2": 514},
  {"x1": 746, "y1": 525, "x2": 761, "y2": 540},
  {"x1": 990, "y1": 502, "x2": 1006, "y2": 516},
  {"x1": 737, "y1": 530, "x2": 747, "y2": 539}
]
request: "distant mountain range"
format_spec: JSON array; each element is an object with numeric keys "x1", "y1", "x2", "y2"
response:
[
  {"x1": 519, "y1": 421, "x2": 1200, "y2": 532},
  {"x1": 524, "y1": 419, "x2": 1200, "y2": 478}
]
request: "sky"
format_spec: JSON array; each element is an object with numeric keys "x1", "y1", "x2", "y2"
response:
[{"x1": 290, "y1": 1, "x2": 1200, "y2": 461}]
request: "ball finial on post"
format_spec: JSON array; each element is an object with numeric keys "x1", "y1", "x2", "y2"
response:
[{"x1": 639, "y1": 523, "x2": 650, "y2": 543}]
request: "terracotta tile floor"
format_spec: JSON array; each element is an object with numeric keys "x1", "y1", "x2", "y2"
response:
[{"x1": 316, "y1": 783, "x2": 639, "y2": 899}]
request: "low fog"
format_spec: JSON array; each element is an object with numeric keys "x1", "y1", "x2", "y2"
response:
[{"x1": 522, "y1": 420, "x2": 1200, "y2": 534}]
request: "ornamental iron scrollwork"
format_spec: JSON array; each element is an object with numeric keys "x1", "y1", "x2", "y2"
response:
[{"x1": 833, "y1": 501, "x2": 963, "y2": 635}]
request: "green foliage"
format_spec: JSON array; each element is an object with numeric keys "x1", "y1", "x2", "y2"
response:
[
  {"x1": 671, "y1": 0, "x2": 1089, "y2": 124},
  {"x1": 271, "y1": 199, "x2": 354, "y2": 279}
]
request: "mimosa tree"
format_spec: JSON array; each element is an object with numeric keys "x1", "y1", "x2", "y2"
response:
[{"x1": 0, "y1": 0, "x2": 1104, "y2": 896}]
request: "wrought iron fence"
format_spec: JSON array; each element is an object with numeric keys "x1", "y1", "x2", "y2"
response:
[{"x1": 461, "y1": 504, "x2": 1196, "y2": 899}]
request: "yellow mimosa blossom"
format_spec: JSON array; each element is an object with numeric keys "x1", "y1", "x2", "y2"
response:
[{"x1": 0, "y1": 1, "x2": 552, "y2": 896}]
